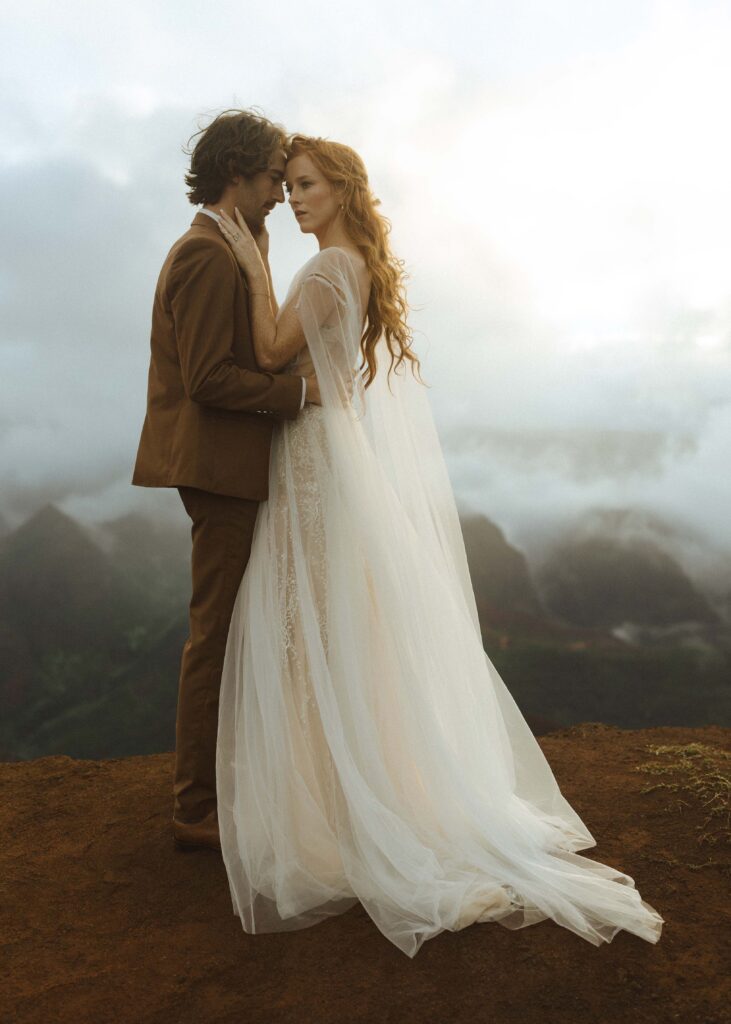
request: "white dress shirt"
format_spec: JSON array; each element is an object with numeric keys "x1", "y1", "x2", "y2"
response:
[{"x1": 198, "y1": 206, "x2": 306, "y2": 412}]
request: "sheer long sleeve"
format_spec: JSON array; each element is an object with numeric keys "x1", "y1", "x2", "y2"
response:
[{"x1": 168, "y1": 239, "x2": 302, "y2": 418}]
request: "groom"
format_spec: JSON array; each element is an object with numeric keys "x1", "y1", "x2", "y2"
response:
[{"x1": 132, "y1": 109, "x2": 320, "y2": 851}]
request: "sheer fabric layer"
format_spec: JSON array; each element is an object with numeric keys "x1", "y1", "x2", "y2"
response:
[{"x1": 216, "y1": 248, "x2": 664, "y2": 958}]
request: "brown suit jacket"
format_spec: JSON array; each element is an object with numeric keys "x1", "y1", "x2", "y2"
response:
[{"x1": 131, "y1": 212, "x2": 303, "y2": 501}]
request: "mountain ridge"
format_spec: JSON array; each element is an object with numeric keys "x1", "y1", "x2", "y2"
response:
[{"x1": 1, "y1": 502, "x2": 729, "y2": 762}]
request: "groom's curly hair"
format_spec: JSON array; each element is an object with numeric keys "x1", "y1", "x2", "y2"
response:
[{"x1": 183, "y1": 108, "x2": 287, "y2": 205}]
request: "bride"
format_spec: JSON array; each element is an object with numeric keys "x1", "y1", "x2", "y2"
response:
[{"x1": 213, "y1": 133, "x2": 664, "y2": 958}]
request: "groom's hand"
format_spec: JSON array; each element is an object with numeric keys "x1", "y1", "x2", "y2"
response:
[
  {"x1": 304, "y1": 374, "x2": 321, "y2": 406},
  {"x1": 303, "y1": 375, "x2": 356, "y2": 408}
]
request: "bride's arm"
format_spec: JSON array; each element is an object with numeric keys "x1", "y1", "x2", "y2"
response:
[
  {"x1": 217, "y1": 208, "x2": 310, "y2": 371},
  {"x1": 218, "y1": 208, "x2": 337, "y2": 372},
  {"x1": 254, "y1": 220, "x2": 279, "y2": 318},
  {"x1": 247, "y1": 288, "x2": 308, "y2": 372}
]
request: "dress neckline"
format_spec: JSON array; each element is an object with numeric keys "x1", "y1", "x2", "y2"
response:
[{"x1": 318, "y1": 245, "x2": 364, "y2": 266}]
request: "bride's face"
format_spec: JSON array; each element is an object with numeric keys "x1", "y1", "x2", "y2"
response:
[{"x1": 285, "y1": 154, "x2": 341, "y2": 235}]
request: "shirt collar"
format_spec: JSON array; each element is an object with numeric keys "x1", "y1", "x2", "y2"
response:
[{"x1": 198, "y1": 207, "x2": 221, "y2": 223}]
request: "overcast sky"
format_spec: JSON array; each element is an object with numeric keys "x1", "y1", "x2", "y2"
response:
[{"x1": 2, "y1": 0, "x2": 730, "y2": 581}]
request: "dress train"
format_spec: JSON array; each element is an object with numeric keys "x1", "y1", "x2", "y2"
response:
[{"x1": 216, "y1": 248, "x2": 664, "y2": 957}]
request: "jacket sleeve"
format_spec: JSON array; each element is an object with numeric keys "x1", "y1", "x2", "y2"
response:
[{"x1": 168, "y1": 238, "x2": 302, "y2": 419}]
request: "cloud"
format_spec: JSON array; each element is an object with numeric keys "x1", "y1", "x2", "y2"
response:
[{"x1": 0, "y1": 0, "x2": 730, "y2": 575}]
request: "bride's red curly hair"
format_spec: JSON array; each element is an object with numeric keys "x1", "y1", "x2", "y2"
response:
[{"x1": 286, "y1": 134, "x2": 424, "y2": 389}]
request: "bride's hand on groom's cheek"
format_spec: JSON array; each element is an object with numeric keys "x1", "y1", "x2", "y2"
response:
[{"x1": 217, "y1": 208, "x2": 264, "y2": 273}]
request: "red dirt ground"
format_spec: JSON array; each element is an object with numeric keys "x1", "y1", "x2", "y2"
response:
[{"x1": 2, "y1": 722, "x2": 729, "y2": 1024}]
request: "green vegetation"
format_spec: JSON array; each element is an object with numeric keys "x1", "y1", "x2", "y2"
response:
[{"x1": 634, "y1": 741, "x2": 731, "y2": 874}]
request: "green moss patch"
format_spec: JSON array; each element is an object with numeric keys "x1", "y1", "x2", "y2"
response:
[{"x1": 634, "y1": 742, "x2": 731, "y2": 873}]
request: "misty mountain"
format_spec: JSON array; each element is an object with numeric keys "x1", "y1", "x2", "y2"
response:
[
  {"x1": 0, "y1": 501, "x2": 729, "y2": 762},
  {"x1": 24, "y1": 614, "x2": 189, "y2": 760},
  {"x1": 91, "y1": 510, "x2": 191, "y2": 621},
  {"x1": 0, "y1": 505, "x2": 146, "y2": 708},
  {"x1": 536, "y1": 530, "x2": 719, "y2": 629},
  {"x1": 0, "y1": 504, "x2": 145, "y2": 647},
  {"x1": 0, "y1": 504, "x2": 185, "y2": 759},
  {"x1": 460, "y1": 514, "x2": 545, "y2": 620}
]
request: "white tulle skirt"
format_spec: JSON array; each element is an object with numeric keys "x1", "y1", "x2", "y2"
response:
[{"x1": 216, "y1": 399, "x2": 664, "y2": 958}]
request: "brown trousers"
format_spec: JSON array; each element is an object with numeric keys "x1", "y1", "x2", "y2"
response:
[{"x1": 174, "y1": 485, "x2": 261, "y2": 824}]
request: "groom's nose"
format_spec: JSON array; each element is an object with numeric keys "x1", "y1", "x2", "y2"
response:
[{"x1": 273, "y1": 181, "x2": 286, "y2": 203}]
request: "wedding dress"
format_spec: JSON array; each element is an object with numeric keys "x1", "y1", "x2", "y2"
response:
[{"x1": 216, "y1": 247, "x2": 664, "y2": 958}]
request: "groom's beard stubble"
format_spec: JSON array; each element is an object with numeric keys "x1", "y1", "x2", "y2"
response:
[{"x1": 244, "y1": 210, "x2": 266, "y2": 234}]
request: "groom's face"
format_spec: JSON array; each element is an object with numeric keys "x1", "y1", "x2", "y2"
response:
[{"x1": 234, "y1": 148, "x2": 287, "y2": 231}]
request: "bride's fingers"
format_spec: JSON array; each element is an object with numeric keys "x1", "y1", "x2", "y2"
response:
[{"x1": 218, "y1": 218, "x2": 239, "y2": 242}]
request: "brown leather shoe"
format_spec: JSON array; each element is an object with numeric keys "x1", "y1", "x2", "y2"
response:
[{"x1": 172, "y1": 813, "x2": 221, "y2": 852}]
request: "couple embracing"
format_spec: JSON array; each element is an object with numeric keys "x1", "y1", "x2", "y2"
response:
[{"x1": 132, "y1": 108, "x2": 663, "y2": 958}]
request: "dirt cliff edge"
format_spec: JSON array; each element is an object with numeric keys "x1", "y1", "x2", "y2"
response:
[{"x1": 2, "y1": 722, "x2": 729, "y2": 1024}]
